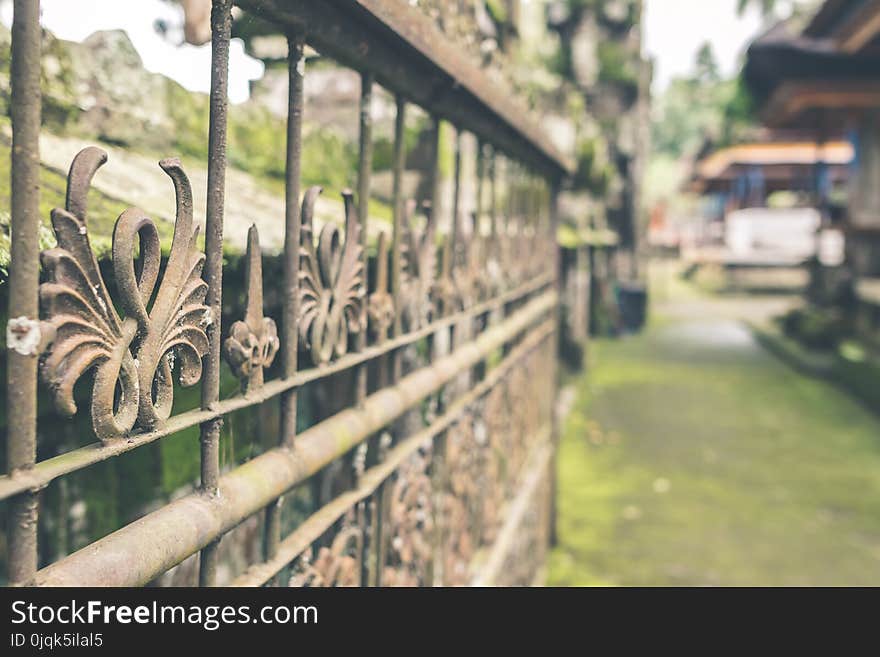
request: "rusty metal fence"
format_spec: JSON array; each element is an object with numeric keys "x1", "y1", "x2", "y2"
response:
[{"x1": 2, "y1": 0, "x2": 572, "y2": 587}]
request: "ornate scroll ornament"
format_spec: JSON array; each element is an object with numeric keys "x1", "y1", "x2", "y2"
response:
[
  {"x1": 39, "y1": 147, "x2": 209, "y2": 442},
  {"x1": 485, "y1": 238, "x2": 504, "y2": 298},
  {"x1": 288, "y1": 520, "x2": 362, "y2": 588},
  {"x1": 367, "y1": 230, "x2": 394, "y2": 341},
  {"x1": 398, "y1": 200, "x2": 437, "y2": 333},
  {"x1": 443, "y1": 413, "x2": 482, "y2": 585},
  {"x1": 383, "y1": 444, "x2": 434, "y2": 587},
  {"x1": 298, "y1": 186, "x2": 365, "y2": 365},
  {"x1": 453, "y1": 212, "x2": 488, "y2": 308},
  {"x1": 500, "y1": 221, "x2": 518, "y2": 288},
  {"x1": 433, "y1": 224, "x2": 460, "y2": 317},
  {"x1": 223, "y1": 225, "x2": 279, "y2": 391}
]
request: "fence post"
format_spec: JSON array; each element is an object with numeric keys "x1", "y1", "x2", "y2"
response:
[
  {"x1": 6, "y1": 0, "x2": 42, "y2": 587},
  {"x1": 198, "y1": 0, "x2": 233, "y2": 587}
]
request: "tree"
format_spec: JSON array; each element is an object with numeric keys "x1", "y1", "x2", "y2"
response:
[
  {"x1": 735, "y1": 0, "x2": 822, "y2": 19},
  {"x1": 736, "y1": 0, "x2": 780, "y2": 17},
  {"x1": 694, "y1": 42, "x2": 720, "y2": 84},
  {"x1": 651, "y1": 45, "x2": 756, "y2": 159}
]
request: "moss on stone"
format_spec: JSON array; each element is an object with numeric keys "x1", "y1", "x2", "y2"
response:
[
  {"x1": 597, "y1": 41, "x2": 639, "y2": 90},
  {"x1": 0, "y1": 132, "x2": 150, "y2": 276}
]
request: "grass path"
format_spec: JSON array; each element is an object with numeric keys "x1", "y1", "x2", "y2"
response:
[{"x1": 548, "y1": 265, "x2": 880, "y2": 585}]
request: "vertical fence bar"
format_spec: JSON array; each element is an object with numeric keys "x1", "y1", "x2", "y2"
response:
[
  {"x1": 355, "y1": 72, "x2": 373, "y2": 405},
  {"x1": 390, "y1": 95, "x2": 406, "y2": 383},
  {"x1": 355, "y1": 72, "x2": 374, "y2": 588},
  {"x1": 441, "y1": 127, "x2": 462, "y2": 320},
  {"x1": 449, "y1": 129, "x2": 461, "y2": 278},
  {"x1": 489, "y1": 147, "x2": 498, "y2": 240},
  {"x1": 470, "y1": 138, "x2": 486, "y2": 386},
  {"x1": 262, "y1": 32, "x2": 306, "y2": 581},
  {"x1": 427, "y1": 115, "x2": 441, "y2": 363},
  {"x1": 6, "y1": 0, "x2": 42, "y2": 586},
  {"x1": 455, "y1": 131, "x2": 478, "y2": 394},
  {"x1": 427, "y1": 115, "x2": 443, "y2": 586},
  {"x1": 504, "y1": 158, "x2": 512, "y2": 239},
  {"x1": 435, "y1": 123, "x2": 466, "y2": 587},
  {"x1": 487, "y1": 148, "x2": 499, "y2": 364},
  {"x1": 372, "y1": 94, "x2": 407, "y2": 587},
  {"x1": 281, "y1": 33, "x2": 304, "y2": 447},
  {"x1": 198, "y1": 0, "x2": 233, "y2": 587},
  {"x1": 548, "y1": 178, "x2": 562, "y2": 548},
  {"x1": 501, "y1": 158, "x2": 515, "y2": 356},
  {"x1": 475, "y1": 139, "x2": 485, "y2": 238}
]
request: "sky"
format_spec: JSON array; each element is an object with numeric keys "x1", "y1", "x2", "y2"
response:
[
  {"x1": 644, "y1": 0, "x2": 765, "y2": 93},
  {"x1": 0, "y1": 0, "x2": 263, "y2": 103}
]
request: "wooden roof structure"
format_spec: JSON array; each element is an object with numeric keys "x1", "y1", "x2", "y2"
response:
[
  {"x1": 744, "y1": 2, "x2": 880, "y2": 128},
  {"x1": 685, "y1": 140, "x2": 853, "y2": 194}
]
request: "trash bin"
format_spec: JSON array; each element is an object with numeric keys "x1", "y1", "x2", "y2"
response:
[{"x1": 616, "y1": 282, "x2": 647, "y2": 333}]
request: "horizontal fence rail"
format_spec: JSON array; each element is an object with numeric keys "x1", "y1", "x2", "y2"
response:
[
  {"x1": 3, "y1": 0, "x2": 565, "y2": 587},
  {"x1": 0, "y1": 274, "x2": 554, "y2": 502}
]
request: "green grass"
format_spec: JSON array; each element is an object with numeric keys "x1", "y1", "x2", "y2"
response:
[{"x1": 549, "y1": 287, "x2": 880, "y2": 586}]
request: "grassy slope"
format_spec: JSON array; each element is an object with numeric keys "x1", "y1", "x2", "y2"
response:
[{"x1": 549, "y1": 273, "x2": 880, "y2": 586}]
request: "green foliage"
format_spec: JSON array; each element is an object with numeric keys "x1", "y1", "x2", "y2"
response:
[
  {"x1": 165, "y1": 79, "x2": 211, "y2": 160},
  {"x1": 485, "y1": 0, "x2": 509, "y2": 24},
  {"x1": 301, "y1": 128, "x2": 358, "y2": 191},
  {"x1": 0, "y1": 136, "x2": 134, "y2": 280},
  {"x1": 166, "y1": 79, "x2": 357, "y2": 192},
  {"x1": 721, "y1": 76, "x2": 757, "y2": 143},
  {"x1": 572, "y1": 136, "x2": 611, "y2": 194},
  {"x1": 736, "y1": 0, "x2": 822, "y2": 19},
  {"x1": 0, "y1": 28, "x2": 80, "y2": 132},
  {"x1": 371, "y1": 119, "x2": 425, "y2": 172},
  {"x1": 545, "y1": 39, "x2": 573, "y2": 80},
  {"x1": 694, "y1": 42, "x2": 720, "y2": 84},
  {"x1": 566, "y1": 0, "x2": 599, "y2": 10},
  {"x1": 736, "y1": 0, "x2": 780, "y2": 16},
  {"x1": 780, "y1": 305, "x2": 850, "y2": 351},
  {"x1": 597, "y1": 41, "x2": 638, "y2": 89},
  {"x1": 228, "y1": 104, "x2": 288, "y2": 180},
  {"x1": 651, "y1": 71, "x2": 756, "y2": 159}
]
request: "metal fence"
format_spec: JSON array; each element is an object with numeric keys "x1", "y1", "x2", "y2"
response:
[{"x1": 3, "y1": 0, "x2": 572, "y2": 587}]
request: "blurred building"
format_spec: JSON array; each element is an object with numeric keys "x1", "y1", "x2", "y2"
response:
[
  {"x1": 685, "y1": 138, "x2": 853, "y2": 211},
  {"x1": 744, "y1": 1, "x2": 880, "y2": 319}
]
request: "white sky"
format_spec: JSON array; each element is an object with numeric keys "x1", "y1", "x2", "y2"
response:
[
  {"x1": 0, "y1": 0, "x2": 263, "y2": 103},
  {"x1": 644, "y1": 0, "x2": 766, "y2": 92}
]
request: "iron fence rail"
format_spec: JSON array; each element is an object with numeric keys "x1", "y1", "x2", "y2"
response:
[
  {"x1": 0, "y1": 273, "x2": 554, "y2": 502},
  {"x1": 33, "y1": 296, "x2": 555, "y2": 586},
  {"x1": 4, "y1": 0, "x2": 565, "y2": 587},
  {"x1": 236, "y1": 0, "x2": 575, "y2": 181}
]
